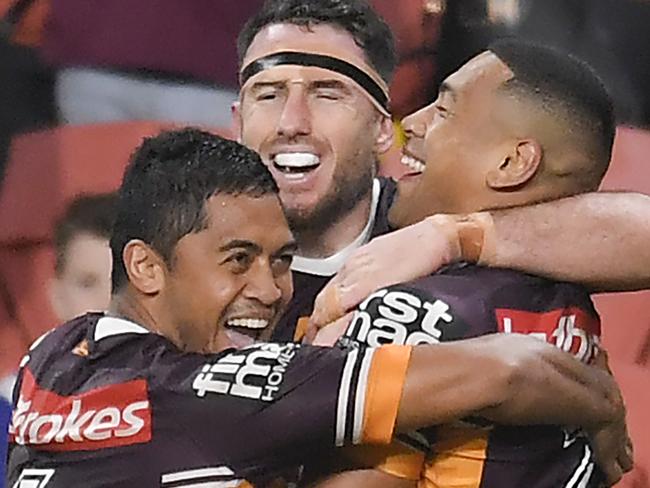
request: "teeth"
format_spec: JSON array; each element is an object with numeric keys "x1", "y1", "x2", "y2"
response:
[
  {"x1": 227, "y1": 318, "x2": 269, "y2": 329},
  {"x1": 400, "y1": 154, "x2": 426, "y2": 173},
  {"x1": 274, "y1": 152, "x2": 320, "y2": 168}
]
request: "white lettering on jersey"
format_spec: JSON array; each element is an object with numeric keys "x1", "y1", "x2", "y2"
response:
[
  {"x1": 192, "y1": 343, "x2": 300, "y2": 401},
  {"x1": 12, "y1": 468, "x2": 55, "y2": 488},
  {"x1": 345, "y1": 288, "x2": 456, "y2": 347},
  {"x1": 10, "y1": 397, "x2": 150, "y2": 447},
  {"x1": 496, "y1": 308, "x2": 600, "y2": 363}
]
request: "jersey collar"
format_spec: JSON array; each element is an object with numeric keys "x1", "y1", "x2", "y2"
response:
[{"x1": 291, "y1": 178, "x2": 380, "y2": 277}]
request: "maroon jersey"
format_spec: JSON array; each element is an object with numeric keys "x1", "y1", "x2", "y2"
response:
[
  {"x1": 338, "y1": 263, "x2": 602, "y2": 488},
  {"x1": 6, "y1": 313, "x2": 412, "y2": 487},
  {"x1": 273, "y1": 178, "x2": 397, "y2": 342}
]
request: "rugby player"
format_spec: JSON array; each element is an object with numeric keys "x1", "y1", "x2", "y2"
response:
[
  {"x1": 310, "y1": 39, "x2": 629, "y2": 488},
  {"x1": 5, "y1": 129, "x2": 624, "y2": 487},
  {"x1": 234, "y1": 0, "x2": 650, "y2": 344}
]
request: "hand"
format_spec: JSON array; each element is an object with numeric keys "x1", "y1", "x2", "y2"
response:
[
  {"x1": 589, "y1": 420, "x2": 633, "y2": 487},
  {"x1": 310, "y1": 215, "x2": 460, "y2": 328},
  {"x1": 476, "y1": 335, "x2": 623, "y2": 429},
  {"x1": 588, "y1": 349, "x2": 634, "y2": 486},
  {"x1": 311, "y1": 313, "x2": 355, "y2": 347}
]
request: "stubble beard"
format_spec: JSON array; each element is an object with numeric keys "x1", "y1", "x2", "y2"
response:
[{"x1": 285, "y1": 165, "x2": 374, "y2": 236}]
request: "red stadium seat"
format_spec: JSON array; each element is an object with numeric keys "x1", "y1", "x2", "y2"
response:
[
  {"x1": 610, "y1": 360, "x2": 650, "y2": 488},
  {"x1": 0, "y1": 121, "x2": 232, "y2": 376},
  {"x1": 592, "y1": 127, "x2": 650, "y2": 488},
  {"x1": 595, "y1": 127, "x2": 650, "y2": 369}
]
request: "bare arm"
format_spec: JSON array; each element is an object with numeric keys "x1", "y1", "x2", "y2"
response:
[
  {"x1": 310, "y1": 191, "x2": 650, "y2": 327},
  {"x1": 307, "y1": 334, "x2": 628, "y2": 487},
  {"x1": 397, "y1": 334, "x2": 620, "y2": 431},
  {"x1": 484, "y1": 191, "x2": 650, "y2": 292}
]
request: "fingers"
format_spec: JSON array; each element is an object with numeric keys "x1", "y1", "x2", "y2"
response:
[
  {"x1": 592, "y1": 347, "x2": 611, "y2": 372},
  {"x1": 311, "y1": 280, "x2": 346, "y2": 328},
  {"x1": 312, "y1": 313, "x2": 355, "y2": 347},
  {"x1": 619, "y1": 435, "x2": 634, "y2": 474}
]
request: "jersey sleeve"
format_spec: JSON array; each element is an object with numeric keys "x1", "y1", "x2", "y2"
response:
[{"x1": 149, "y1": 342, "x2": 412, "y2": 458}]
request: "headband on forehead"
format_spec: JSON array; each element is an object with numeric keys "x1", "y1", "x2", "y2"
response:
[{"x1": 240, "y1": 51, "x2": 390, "y2": 115}]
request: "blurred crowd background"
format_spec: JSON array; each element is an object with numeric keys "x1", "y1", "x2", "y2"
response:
[{"x1": 0, "y1": 1, "x2": 649, "y2": 486}]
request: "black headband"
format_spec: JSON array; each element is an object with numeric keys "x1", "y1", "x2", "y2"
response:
[{"x1": 240, "y1": 51, "x2": 390, "y2": 113}]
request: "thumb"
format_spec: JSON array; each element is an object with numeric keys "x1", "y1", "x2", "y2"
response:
[
  {"x1": 311, "y1": 282, "x2": 346, "y2": 327},
  {"x1": 313, "y1": 313, "x2": 355, "y2": 347}
]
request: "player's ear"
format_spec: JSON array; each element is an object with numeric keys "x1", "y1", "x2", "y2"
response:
[
  {"x1": 374, "y1": 115, "x2": 395, "y2": 155},
  {"x1": 486, "y1": 139, "x2": 542, "y2": 190},
  {"x1": 122, "y1": 240, "x2": 166, "y2": 295},
  {"x1": 231, "y1": 100, "x2": 243, "y2": 143}
]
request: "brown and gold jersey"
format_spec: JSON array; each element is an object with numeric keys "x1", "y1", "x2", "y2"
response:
[
  {"x1": 7, "y1": 313, "x2": 412, "y2": 487},
  {"x1": 339, "y1": 263, "x2": 602, "y2": 488}
]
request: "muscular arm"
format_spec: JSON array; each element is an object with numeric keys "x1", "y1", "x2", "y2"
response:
[
  {"x1": 484, "y1": 191, "x2": 650, "y2": 292},
  {"x1": 310, "y1": 191, "x2": 650, "y2": 328},
  {"x1": 307, "y1": 334, "x2": 625, "y2": 488},
  {"x1": 397, "y1": 334, "x2": 619, "y2": 431}
]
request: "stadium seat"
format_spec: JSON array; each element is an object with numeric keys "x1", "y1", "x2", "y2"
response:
[
  {"x1": 610, "y1": 360, "x2": 650, "y2": 488},
  {"x1": 595, "y1": 126, "x2": 650, "y2": 368},
  {"x1": 0, "y1": 121, "x2": 233, "y2": 376}
]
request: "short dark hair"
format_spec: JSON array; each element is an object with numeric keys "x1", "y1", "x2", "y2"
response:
[
  {"x1": 489, "y1": 39, "x2": 615, "y2": 181},
  {"x1": 237, "y1": 0, "x2": 396, "y2": 84},
  {"x1": 110, "y1": 128, "x2": 279, "y2": 292},
  {"x1": 54, "y1": 193, "x2": 117, "y2": 276}
]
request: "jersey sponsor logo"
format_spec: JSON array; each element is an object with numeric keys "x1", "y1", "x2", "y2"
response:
[
  {"x1": 193, "y1": 343, "x2": 300, "y2": 402},
  {"x1": 9, "y1": 369, "x2": 151, "y2": 451},
  {"x1": 341, "y1": 286, "x2": 469, "y2": 347},
  {"x1": 12, "y1": 468, "x2": 55, "y2": 488},
  {"x1": 495, "y1": 307, "x2": 600, "y2": 362}
]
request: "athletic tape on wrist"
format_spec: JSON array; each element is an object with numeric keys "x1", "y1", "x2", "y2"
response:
[{"x1": 458, "y1": 212, "x2": 496, "y2": 265}]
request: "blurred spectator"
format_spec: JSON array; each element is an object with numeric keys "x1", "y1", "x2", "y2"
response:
[
  {"x1": 370, "y1": 0, "x2": 444, "y2": 119},
  {"x1": 49, "y1": 193, "x2": 116, "y2": 322},
  {"x1": 435, "y1": 0, "x2": 650, "y2": 127},
  {"x1": 41, "y1": 0, "x2": 264, "y2": 127},
  {"x1": 0, "y1": 0, "x2": 56, "y2": 182}
]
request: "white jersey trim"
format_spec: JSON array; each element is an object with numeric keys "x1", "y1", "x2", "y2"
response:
[
  {"x1": 94, "y1": 316, "x2": 150, "y2": 342},
  {"x1": 565, "y1": 444, "x2": 595, "y2": 488},
  {"x1": 291, "y1": 178, "x2": 381, "y2": 277},
  {"x1": 335, "y1": 347, "x2": 377, "y2": 447}
]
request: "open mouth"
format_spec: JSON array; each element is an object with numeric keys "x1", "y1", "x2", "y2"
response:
[
  {"x1": 400, "y1": 153, "x2": 426, "y2": 175},
  {"x1": 272, "y1": 152, "x2": 321, "y2": 179},
  {"x1": 224, "y1": 318, "x2": 270, "y2": 348}
]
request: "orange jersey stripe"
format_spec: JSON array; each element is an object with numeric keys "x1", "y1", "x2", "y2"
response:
[
  {"x1": 420, "y1": 425, "x2": 489, "y2": 488},
  {"x1": 362, "y1": 345, "x2": 413, "y2": 444},
  {"x1": 347, "y1": 442, "x2": 425, "y2": 480}
]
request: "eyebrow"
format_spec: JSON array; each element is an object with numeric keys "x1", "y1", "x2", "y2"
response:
[
  {"x1": 248, "y1": 81, "x2": 287, "y2": 94},
  {"x1": 219, "y1": 240, "x2": 298, "y2": 256},
  {"x1": 310, "y1": 79, "x2": 353, "y2": 94},
  {"x1": 439, "y1": 81, "x2": 457, "y2": 101},
  {"x1": 219, "y1": 240, "x2": 262, "y2": 253},
  {"x1": 274, "y1": 241, "x2": 298, "y2": 256}
]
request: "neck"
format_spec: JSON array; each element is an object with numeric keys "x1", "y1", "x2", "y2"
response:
[
  {"x1": 293, "y1": 192, "x2": 373, "y2": 258},
  {"x1": 108, "y1": 289, "x2": 165, "y2": 337}
]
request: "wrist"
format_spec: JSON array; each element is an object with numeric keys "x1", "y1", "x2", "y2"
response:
[
  {"x1": 424, "y1": 215, "x2": 461, "y2": 266},
  {"x1": 425, "y1": 212, "x2": 497, "y2": 265},
  {"x1": 455, "y1": 212, "x2": 497, "y2": 264}
]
